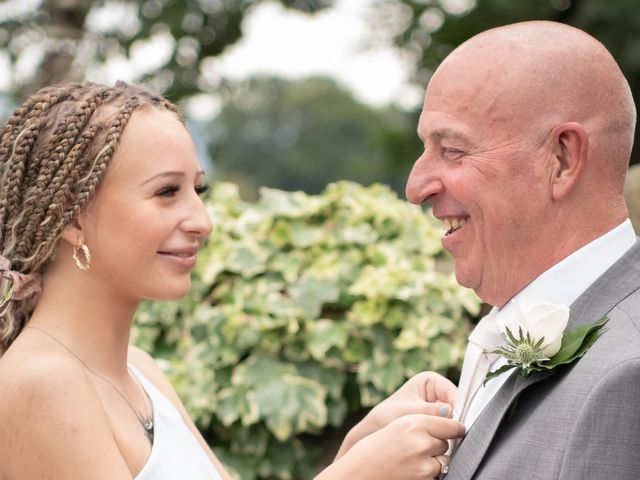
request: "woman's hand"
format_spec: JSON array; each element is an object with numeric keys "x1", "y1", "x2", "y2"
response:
[
  {"x1": 317, "y1": 413, "x2": 465, "y2": 480},
  {"x1": 336, "y1": 371, "x2": 458, "y2": 459}
]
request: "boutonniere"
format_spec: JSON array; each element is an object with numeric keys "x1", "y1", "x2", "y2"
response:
[{"x1": 486, "y1": 301, "x2": 608, "y2": 382}]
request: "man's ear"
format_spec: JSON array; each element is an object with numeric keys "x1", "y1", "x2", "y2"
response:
[{"x1": 548, "y1": 122, "x2": 589, "y2": 201}]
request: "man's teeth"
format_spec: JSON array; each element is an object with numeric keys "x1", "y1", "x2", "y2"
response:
[{"x1": 443, "y1": 218, "x2": 467, "y2": 234}]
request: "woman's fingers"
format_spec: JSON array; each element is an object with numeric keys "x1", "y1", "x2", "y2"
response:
[
  {"x1": 431, "y1": 455, "x2": 450, "y2": 479},
  {"x1": 417, "y1": 414, "x2": 466, "y2": 440},
  {"x1": 421, "y1": 402, "x2": 453, "y2": 418},
  {"x1": 421, "y1": 371, "x2": 458, "y2": 406}
]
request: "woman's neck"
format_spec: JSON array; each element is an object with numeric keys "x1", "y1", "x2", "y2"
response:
[{"x1": 27, "y1": 267, "x2": 139, "y2": 380}]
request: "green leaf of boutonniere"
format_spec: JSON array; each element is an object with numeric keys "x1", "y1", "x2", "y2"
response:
[
  {"x1": 484, "y1": 363, "x2": 517, "y2": 383},
  {"x1": 538, "y1": 316, "x2": 608, "y2": 369}
]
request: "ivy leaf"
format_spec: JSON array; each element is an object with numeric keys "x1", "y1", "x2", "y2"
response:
[
  {"x1": 232, "y1": 354, "x2": 295, "y2": 387},
  {"x1": 306, "y1": 319, "x2": 350, "y2": 360},
  {"x1": 227, "y1": 245, "x2": 267, "y2": 277},
  {"x1": 217, "y1": 387, "x2": 260, "y2": 427},
  {"x1": 289, "y1": 276, "x2": 339, "y2": 318},
  {"x1": 251, "y1": 374, "x2": 327, "y2": 441}
]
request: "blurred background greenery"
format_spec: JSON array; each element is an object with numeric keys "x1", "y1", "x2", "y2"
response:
[{"x1": 2, "y1": 0, "x2": 639, "y2": 478}]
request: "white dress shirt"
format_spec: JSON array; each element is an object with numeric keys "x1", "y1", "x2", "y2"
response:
[{"x1": 462, "y1": 219, "x2": 636, "y2": 431}]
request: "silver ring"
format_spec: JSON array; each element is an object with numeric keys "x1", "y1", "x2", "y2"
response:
[{"x1": 436, "y1": 457, "x2": 449, "y2": 478}]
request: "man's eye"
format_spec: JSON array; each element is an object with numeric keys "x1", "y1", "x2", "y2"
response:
[
  {"x1": 156, "y1": 185, "x2": 180, "y2": 197},
  {"x1": 442, "y1": 147, "x2": 465, "y2": 158}
]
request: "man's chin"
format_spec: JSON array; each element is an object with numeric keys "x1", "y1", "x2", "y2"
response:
[
  {"x1": 453, "y1": 264, "x2": 496, "y2": 303},
  {"x1": 452, "y1": 260, "x2": 475, "y2": 287}
]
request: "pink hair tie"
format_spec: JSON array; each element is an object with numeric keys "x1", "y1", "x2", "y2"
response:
[{"x1": 0, "y1": 256, "x2": 42, "y2": 317}]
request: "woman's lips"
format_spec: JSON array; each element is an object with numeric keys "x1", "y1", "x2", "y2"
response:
[{"x1": 157, "y1": 250, "x2": 197, "y2": 269}]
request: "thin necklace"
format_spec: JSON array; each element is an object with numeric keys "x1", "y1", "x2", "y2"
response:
[{"x1": 25, "y1": 325, "x2": 154, "y2": 444}]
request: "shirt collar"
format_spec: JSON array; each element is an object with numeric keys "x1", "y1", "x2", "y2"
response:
[{"x1": 496, "y1": 219, "x2": 636, "y2": 327}]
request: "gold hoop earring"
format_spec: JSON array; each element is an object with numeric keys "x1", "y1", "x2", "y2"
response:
[{"x1": 73, "y1": 240, "x2": 91, "y2": 272}]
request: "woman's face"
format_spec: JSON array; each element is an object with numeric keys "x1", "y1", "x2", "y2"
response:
[{"x1": 80, "y1": 107, "x2": 212, "y2": 302}]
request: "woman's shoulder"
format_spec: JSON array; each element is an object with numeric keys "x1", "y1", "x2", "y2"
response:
[
  {"x1": 0, "y1": 349, "x2": 97, "y2": 439},
  {"x1": 0, "y1": 350, "x2": 132, "y2": 479},
  {"x1": 0, "y1": 348, "x2": 90, "y2": 403}
]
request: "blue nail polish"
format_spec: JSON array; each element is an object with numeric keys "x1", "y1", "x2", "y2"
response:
[{"x1": 439, "y1": 405, "x2": 449, "y2": 417}]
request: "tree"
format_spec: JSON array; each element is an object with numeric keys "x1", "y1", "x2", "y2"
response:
[
  {"x1": 209, "y1": 75, "x2": 420, "y2": 199},
  {"x1": 0, "y1": 0, "x2": 331, "y2": 99},
  {"x1": 374, "y1": 0, "x2": 640, "y2": 165}
]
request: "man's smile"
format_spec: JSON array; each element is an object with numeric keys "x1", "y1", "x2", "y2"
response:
[{"x1": 443, "y1": 217, "x2": 468, "y2": 236}]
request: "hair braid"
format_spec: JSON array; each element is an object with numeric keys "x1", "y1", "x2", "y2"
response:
[
  {"x1": 0, "y1": 87, "x2": 83, "y2": 237},
  {"x1": 0, "y1": 86, "x2": 80, "y2": 166},
  {"x1": 0, "y1": 119, "x2": 45, "y2": 246},
  {"x1": 14, "y1": 91, "x2": 110, "y2": 261},
  {"x1": 0, "y1": 81, "x2": 182, "y2": 354},
  {"x1": 28, "y1": 124, "x2": 102, "y2": 268},
  {"x1": 72, "y1": 96, "x2": 140, "y2": 215}
]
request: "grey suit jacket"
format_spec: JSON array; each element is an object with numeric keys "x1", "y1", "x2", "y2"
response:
[{"x1": 447, "y1": 240, "x2": 640, "y2": 479}]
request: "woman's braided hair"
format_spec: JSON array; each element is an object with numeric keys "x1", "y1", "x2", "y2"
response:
[{"x1": 0, "y1": 81, "x2": 182, "y2": 354}]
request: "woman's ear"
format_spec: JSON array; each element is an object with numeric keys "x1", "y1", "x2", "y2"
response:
[
  {"x1": 548, "y1": 122, "x2": 589, "y2": 201},
  {"x1": 60, "y1": 218, "x2": 85, "y2": 247}
]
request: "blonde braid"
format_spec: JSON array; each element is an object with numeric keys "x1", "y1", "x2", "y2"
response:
[
  {"x1": 15, "y1": 91, "x2": 111, "y2": 262},
  {"x1": 0, "y1": 87, "x2": 80, "y2": 242}
]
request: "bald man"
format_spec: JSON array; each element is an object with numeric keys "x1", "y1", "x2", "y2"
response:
[{"x1": 406, "y1": 21, "x2": 639, "y2": 479}]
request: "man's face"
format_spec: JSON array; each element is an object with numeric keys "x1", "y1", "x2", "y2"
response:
[{"x1": 406, "y1": 55, "x2": 553, "y2": 306}]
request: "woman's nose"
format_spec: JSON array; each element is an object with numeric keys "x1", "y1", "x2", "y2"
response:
[{"x1": 184, "y1": 195, "x2": 213, "y2": 238}]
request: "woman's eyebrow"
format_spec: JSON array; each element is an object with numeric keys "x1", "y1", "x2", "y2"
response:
[{"x1": 139, "y1": 170, "x2": 205, "y2": 187}]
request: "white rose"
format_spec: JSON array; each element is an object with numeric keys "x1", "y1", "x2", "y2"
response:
[{"x1": 501, "y1": 301, "x2": 570, "y2": 358}]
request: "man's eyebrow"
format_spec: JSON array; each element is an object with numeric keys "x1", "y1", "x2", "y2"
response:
[
  {"x1": 428, "y1": 128, "x2": 474, "y2": 145},
  {"x1": 417, "y1": 127, "x2": 474, "y2": 146},
  {"x1": 139, "y1": 170, "x2": 205, "y2": 187}
]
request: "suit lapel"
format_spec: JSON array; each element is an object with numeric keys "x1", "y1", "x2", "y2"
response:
[
  {"x1": 447, "y1": 239, "x2": 640, "y2": 479},
  {"x1": 448, "y1": 368, "x2": 552, "y2": 479}
]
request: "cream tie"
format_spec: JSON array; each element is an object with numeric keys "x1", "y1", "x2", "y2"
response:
[{"x1": 449, "y1": 309, "x2": 503, "y2": 453}]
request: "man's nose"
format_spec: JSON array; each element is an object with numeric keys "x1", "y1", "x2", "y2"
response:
[{"x1": 405, "y1": 153, "x2": 444, "y2": 205}]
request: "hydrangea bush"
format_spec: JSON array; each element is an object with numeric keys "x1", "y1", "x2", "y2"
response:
[{"x1": 133, "y1": 181, "x2": 480, "y2": 479}]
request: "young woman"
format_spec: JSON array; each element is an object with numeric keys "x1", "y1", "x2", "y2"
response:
[{"x1": 0, "y1": 82, "x2": 463, "y2": 479}]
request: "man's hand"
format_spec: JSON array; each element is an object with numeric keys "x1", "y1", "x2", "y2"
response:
[{"x1": 335, "y1": 371, "x2": 458, "y2": 460}]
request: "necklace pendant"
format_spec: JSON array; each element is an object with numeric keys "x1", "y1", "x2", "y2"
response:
[{"x1": 142, "y1": 419, "x2": 154, "y2": 444}]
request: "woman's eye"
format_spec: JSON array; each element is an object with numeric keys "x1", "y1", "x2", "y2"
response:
[
  {"x1": 156, "y1": 185, "x2": 180, "y2": 197},
  {"x1": 195, "y1": 184, "x2": 210, "y2": 196}
]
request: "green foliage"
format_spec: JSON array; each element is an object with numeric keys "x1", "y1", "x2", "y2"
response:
[
  {"x1": 133, "y1": 181, "x2": 480, "y2": 478},
  {"x1": 210, "y1": 76, "x2": 420, "y2": 199}
]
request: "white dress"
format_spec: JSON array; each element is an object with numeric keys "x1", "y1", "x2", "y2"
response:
[{"x1": 129, "y1": 365, "x2": 223, "y2": 480}]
